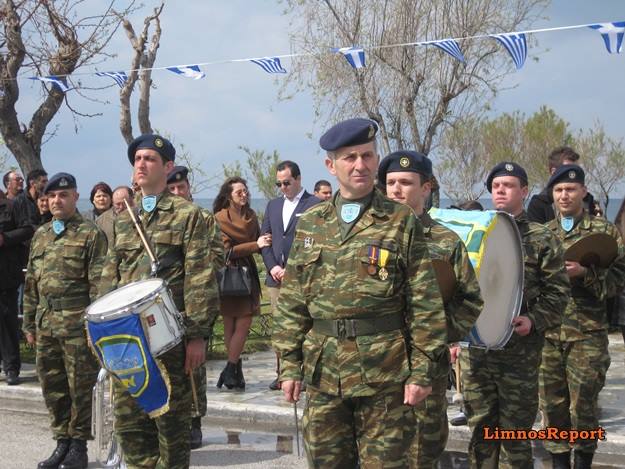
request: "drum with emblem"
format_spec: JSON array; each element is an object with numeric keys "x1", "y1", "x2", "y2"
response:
[{"x1": 429, "y1": 208, "x2": 524, "y2": 349}]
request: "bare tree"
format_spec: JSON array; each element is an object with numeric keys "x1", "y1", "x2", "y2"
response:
[
  {"x1": 0, "y1": 0, "x2": 136, "y2": 174},
  {"x1": 282, "y1": 0, "x2": 548, "y2": 156},
  {"x1": 238, "y1": 146, "x2": 280, "y2": 200},
  {"x1": 117, "y1": 2, "x2": 164, "y2": 144}
]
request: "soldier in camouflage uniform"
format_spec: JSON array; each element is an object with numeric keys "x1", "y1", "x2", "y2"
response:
[
  {"x1": 23, "y1": 172, "x2": 107, "y2": 469},
  {"x1": 460, "y1": 162, "x2": 569, "y2": 469},
  {"x1": 378, "y1": 151, "x2": 483, "y2": 468},
  {"x1": 99, "y1": 135, "x2": 219, "y2": 469},
  {"x1": 167, "y1": 165, "x2": 224, "y2": 449},
  {"x1": 539, "y1": 164, "x2": 625, "y2": 469},
  {"x1": 272, "y1": 118, "x2": 448, "y2": 468}
]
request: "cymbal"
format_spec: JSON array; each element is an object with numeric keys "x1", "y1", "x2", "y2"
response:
[
  {"x1": 432, "y1": 258, "x2": 457, "y2": 303},
  {"x1": 564, "y1": 233, "x2": 618, "y2": 268}
]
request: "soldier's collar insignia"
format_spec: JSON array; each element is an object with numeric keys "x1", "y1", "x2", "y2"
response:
[
  {"x1": 154, "y1": 137, "x2": 164, "y2": 148},
  {"x1": 52, "y1": 219, "x2": 65, "y2": 235},
  {"x1": 304, "y1": 237, "x2": 313, "y2": 249},
  {"x1": 505, "y1": 163, "x2": 514, "y2": 172},
  {"x1": 367, "y1": 125, "x2": 375, "y2": 139},
  {"x1": 568, "y1": 170, "x2": 576, "y2": 179},
  {"x1": 142, "y1": 195, "x2": 157, "y2": 213},
  {"x1": 561, "y1": 216, "x2": 574, "y2": 232},
  {"x1": 399, "y1": 156, "x2": 410, "y2": 168}
]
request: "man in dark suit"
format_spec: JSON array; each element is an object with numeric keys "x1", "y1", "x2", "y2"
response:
[{"x1": 261, "y1": 160, "x2": 320, "y2": 390}]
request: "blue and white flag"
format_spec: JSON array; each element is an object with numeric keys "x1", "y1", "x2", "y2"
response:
[
  {"x1": 29, "y1": 76, "x2": 69, "y2": 92},
  {"x1": 95, "y1": 71, "x2": 128, "y2": 88},
  {"x1": 166, "y1": 65, "x2": 205, "y2": 80},
  {"x1": 588, "y1": 22, "x2": 625, "y2": 54},
  {"x1": 429, "y1": 39, "x2": 465, "y2": 63},
  {"x1": 490, "y1": 32, "x2": 528, "y2": 70},
  {"x1": 332, "y1": 46, "x2": 366, "y2": 69},
  {"x1": 250, "y1": 57, "x2": 287, "y2": 74}
]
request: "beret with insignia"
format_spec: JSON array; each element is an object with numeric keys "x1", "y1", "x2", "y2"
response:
[
  {"x1": 546, "y1": 163, "x2": 585, "y2": 189},
  {"x1": 127, "y1": 134, "x2": 176, "y2": 165},
  {"x1": 44, "y1": 172, "x2": 76, "y2": 194},
  {"x1": 167, "y1": 165, "x2": 189, "y2": 184},
  {"x1": 319, "y1": 118, "x2": 379, "y2": 151},
  {"x1": 378, "y1": 150, "x2": 433, "y2": 186},
  {"x1": 485, "y1": 161, "x2": 528, "y2": 192}
]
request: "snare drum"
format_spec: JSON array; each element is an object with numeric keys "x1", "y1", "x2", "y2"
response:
[
  {"x1": 429, "y1": 209, "x2": 524, "y2": 350},
  {"x1": 86, "y1": 279, "x2": 184, "y2": 357}
]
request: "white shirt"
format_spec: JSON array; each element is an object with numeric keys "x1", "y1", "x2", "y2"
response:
[{"x1": 282, "y1": 188, "x2": 305, "y2": 231}]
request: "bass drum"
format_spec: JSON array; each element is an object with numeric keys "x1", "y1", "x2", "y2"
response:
[{"x1": 429, "y1": 208, "x2": 524, "y2": 350}]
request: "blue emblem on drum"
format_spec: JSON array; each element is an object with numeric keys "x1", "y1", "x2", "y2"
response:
[{"x1": 88, "y1": 313, "x2": 170, "y2": 417}]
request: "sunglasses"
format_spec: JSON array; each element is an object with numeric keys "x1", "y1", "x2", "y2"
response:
[{"x1": 275, "y1": 180, "x2": 292, "y2": 188}]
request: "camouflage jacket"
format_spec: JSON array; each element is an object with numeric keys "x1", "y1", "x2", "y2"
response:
[
  {"x1": 99, "y1": 191, "x2": 219, "y2": 339},
  {"x1": 23, "y1": 211, "x2": 107, "y2": 337},
  {"x1": 547, "y1": 210, "x2": 625, "y2": 341},
  {"x1": 506, "y1": 212, "x2": 570, "y2": 348},
  {"x1": 420, "y1": 213, "x2": 483, "y2": 343},
  {"x1": 200, "y1": 206, "x2": 225, "y2": 270},
  {"x1": 272, "y1": 189, "x2": 448, "y2": 397}
]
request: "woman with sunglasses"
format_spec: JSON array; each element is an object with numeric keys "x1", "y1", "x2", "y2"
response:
[{"x1": 214, "y1": 177, "x2": 271, "y2": 390}]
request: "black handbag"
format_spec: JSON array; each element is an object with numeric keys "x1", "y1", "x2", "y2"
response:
[{"x1": 217, "y1": 249, "x2": 252, "y2": 296}]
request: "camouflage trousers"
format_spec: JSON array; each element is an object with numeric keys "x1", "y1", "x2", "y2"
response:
[
  {"x1": 113, "y1": 342, "x2": 191, "y2": 469},
  {"x1": 539, "y1": 333, "x2": 610, "y2": 453},
  {"x1": 36, "y1": 332, "x2": 99, "y2": 440},
  {"x1": 461, "y1": 343, "x2": 542, "y2": 469},
  {"x1": 303, "y1": 383, "x2": 415, "y2": 468},
  {"x1": 409, "y1": 373, "x2": 449, "y2": 468}
]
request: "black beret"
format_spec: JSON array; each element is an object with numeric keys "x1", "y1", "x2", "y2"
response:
[
  {"x1": 127, "y1": 134, "x2": 176, "y2": 165},
  {"x1": 167, "y1": 166, "x2": 189, "y2": 184},
  {"x1": 486, "y1": 161, "x2": 528, "y2": 192},
  {"x1": 319, "y1": 118, "x2": 379, "y2": 151},
  {"x1": 547, "y1": 164, "x2": 585, "y2": 189},
  {"x1": 378, "y1": 151, "x2": 432, "y2": 186},
  {"x1": 44, "y1": 172, "x2": 76, "y2": 194}
]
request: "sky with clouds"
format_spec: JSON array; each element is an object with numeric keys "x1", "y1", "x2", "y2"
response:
[{"x1": 5, "y1": 0, "x2": 625, "y2": 198}]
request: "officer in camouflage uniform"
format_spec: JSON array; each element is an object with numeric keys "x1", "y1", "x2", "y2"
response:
[
  {"x1": 23, "y1": 172, "x2": 107, "y2": 469},
  {"x1": 461, "y1": 162, "x2": 569, "y2": 469},
  {"x1": 539, "y1": 164, "x2": 625, "y2": 469},
  {"x1": 167, "y1": 165, "x2": 224, "y2": 449},
  {"x1": 272, "y1": 118, "x2": 448, "y2": 468},
  {"x1": 99, "y1": 135, "x2": 219, "y2": 469},
  {"x1": 378, "y1": 151, "x2": 483, "y2": 468}
]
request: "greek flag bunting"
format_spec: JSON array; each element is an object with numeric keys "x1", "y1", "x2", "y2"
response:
[
  {"x1": 490, "y1": 32, "x2": 528, "y2": 70},
  {"x1": 250, "y1": 57, "x2": 287, "y2": 74},
  {"x1": 588, "y1": 22, "x2": 625, "y2": 54},
  {"x1": 166, "y1": 65, "x2": 205, "y2": 79},
  {"x1": 29, "y1": 76, "x2": 69, "y2": 92},
  {"x1": 95, "y1": 71, "x2": 128, "y2": 88},
  {"x1": 429, "y1": 39, "x2": 466, "y2": 63},
  {"x1": 333, "y1": 46, "x2": 366, "y2": 68}
]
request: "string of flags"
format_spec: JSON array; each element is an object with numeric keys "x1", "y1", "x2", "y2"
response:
[{"x1": 18, "y1": 20, "x2": 625, "y2": 94}]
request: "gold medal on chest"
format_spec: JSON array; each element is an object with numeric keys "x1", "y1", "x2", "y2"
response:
[{"x1": 378, "y1": 267, "x2": 389, "y2": 281}]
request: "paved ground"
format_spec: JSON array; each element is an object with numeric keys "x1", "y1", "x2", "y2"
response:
[{"x1": 2, "y1": 334, "x2": 625, "y2": 467}]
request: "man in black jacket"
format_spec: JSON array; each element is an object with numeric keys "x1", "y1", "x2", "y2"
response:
[
  {"x1": 0, "y1": 192, "x2": 33, "y2": 384},
  {"x1": 528, "y1": 147, "x2": 601, "y2": 223}
]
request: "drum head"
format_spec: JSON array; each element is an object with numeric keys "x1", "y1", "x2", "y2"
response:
[
  {"x1": 472, "y1": 213, "x2": 524, "y2": 349},
  {"x1": 87, "y1": 279, "x2": 165, "y2": 317}
]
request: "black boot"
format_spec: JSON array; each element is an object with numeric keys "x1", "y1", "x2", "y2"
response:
[
  {"x1": 222, "y1": 362, "x2": 238, "y2": 389},
  {"x1": 38, "y1": 439, "x2": 70, "y2": 469},
  {"x1": 190, "y1": 416, "x2": 203, "y2": 449},
  {"x1": 58, "y1": 439, "x2": 88, "y2": 469},
  {"x1": 573, "y1": 450, "x2": 594, "y2": 469},
  {"x1": 216, "y1": 365, "x2": 226, "y2": 389},
  {"x1": 236, "y1": 358, "x2": 245, "y2": 390},
  {"x1": 550, "y1": 451, "x2": 571, "y2": 469}
]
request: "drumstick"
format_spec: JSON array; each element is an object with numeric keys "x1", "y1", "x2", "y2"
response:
[
  {"x1": 453, "y1": 358, "x2": 463, "y2": 404},
  {"x1": 123, "y1": 198, "x2": 160, "y2": 276},
  {"x1": 189, "y1": 369, "x2": 200, "y2": 418}
]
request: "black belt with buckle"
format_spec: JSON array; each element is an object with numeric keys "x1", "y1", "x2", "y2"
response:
[{"x1": 312, "y1": 313, "x2": 405, "y2": 339}]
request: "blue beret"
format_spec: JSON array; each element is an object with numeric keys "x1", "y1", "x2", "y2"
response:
[
  {"x1": 486, "y1": 161, "x2": 528, "y2": 192},
  {"x1": 378, "y1": 151, "x2": 432, "y2": 185},
  {"x1": 319, "y1": 118, "x2": 379, "y2": 151},
  {"x1": 547, "y1": 164, "x2": 585, "y2": 189},
  {"x1": 167, "y1": 166, "x2": 189, "y2": 184},
  {"x1": 127, "y1": 134, "x2": 176, "y2": 165},
  {"x1": 44, "y1": 172, "x2": 76, "y2": 194}
]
